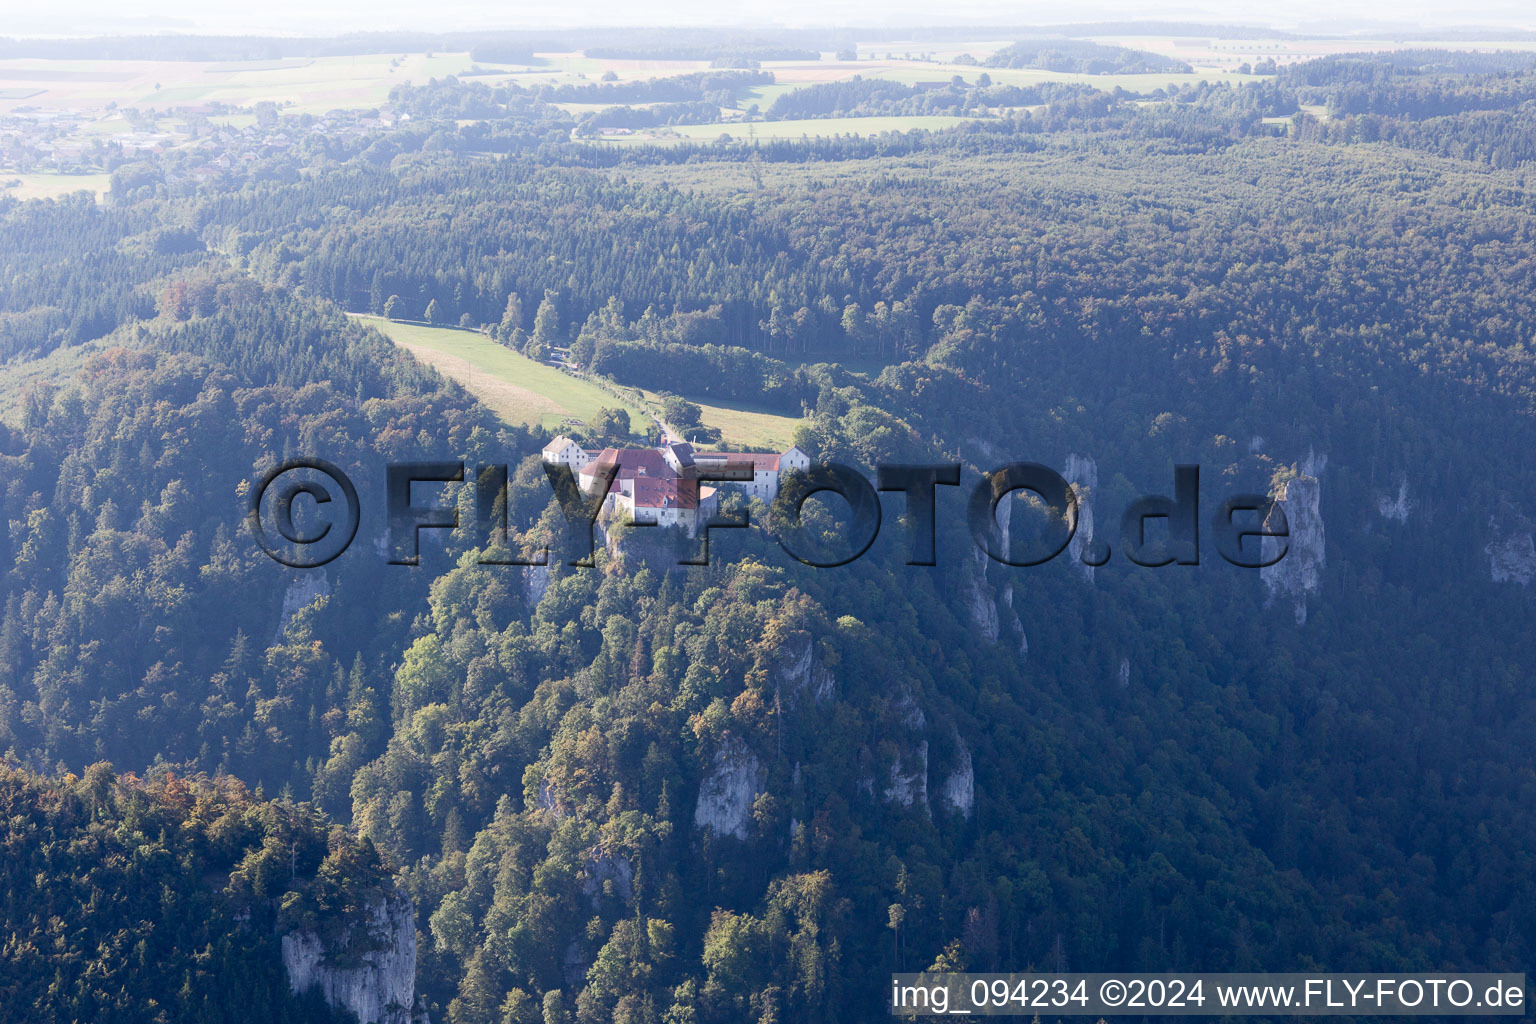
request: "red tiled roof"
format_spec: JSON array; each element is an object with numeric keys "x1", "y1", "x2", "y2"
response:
[
  {"x1": 694, "y1": 452, "x2": 780, "y2": 471},
  {"x1": 619, "y1": 450, "x2": 669, "y2": 479},
  {"x1": 581, "y1": 448, "x2": 674, "y2": 492},
  {"x1": 578, "y1": 446, "x2": 794, "y2": 503},
  {"x1": 633, "y1": 477, "x2": 701, "y2": 510}
]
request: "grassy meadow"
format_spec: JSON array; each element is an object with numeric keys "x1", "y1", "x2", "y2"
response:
[
  {"x1": 1, "y1": 172, "x2": 112, "y2": 201},
  {"x1": 358, "y1": 315, "x2": 645, "y2": 431},
  {"x1": 360, "y1": 316, "x2": 801, "y2": 448}
]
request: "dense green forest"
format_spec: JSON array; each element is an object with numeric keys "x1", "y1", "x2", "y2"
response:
[
  {"x1": 0, "y1": 762, "x2": 386, "y2": 1023},
  {"x1": 4, "y1": 45, "x2": 1536, "y2": 1023}
]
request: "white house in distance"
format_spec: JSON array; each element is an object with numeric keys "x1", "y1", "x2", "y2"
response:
[{"x1": 540, "y1": 438, "x2": 809, "y2": 532}]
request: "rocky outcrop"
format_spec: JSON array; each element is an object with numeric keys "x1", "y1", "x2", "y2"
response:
[
  {"x1": 282, "y1": 890, "x2": 428, "y2": 1024},
  {"x1": 1064, "y1": 453, "x2": 1098, "y2": 583},
  {"x1": 523, "y1": 564, "x2": 551, "y2": 606},
  {"x1": 1482, "y1": 500, "x2": 1536, "y2": 585},
  {"x1": 1486, "y1": 529, "x2": 1536, "y2": 585},
  {"x1": 894, "y1": 692, "x2": 926, "y2": 732},
  {"x1": 275, "y1": 568, "x2": 330, "y2": 641},
  {"x1": 535, "y1": 777, "x2": 566, "y2": 818},
  {"x1": 878, "y1": 694, "x2": 931, "y2": 813},
  {"x1": 1262, "y1": 462, "x2": 1325, "y2": 625},
  {"x1": 964, "y1": 571, "x2": 1000, "y2": 644},
  {"x1": 884, "y1": 740, "x2": 929, "y2": 812},
  {"x1": 1377, "y1": 478, "x2": 1413, "y2": 524},
  {"x1": 581, "y1": 848, "x2": 634, "y2": 902},
  {"x1": 939, "y1": 742, "x2": 974, "y2": 819},
  {"x1": 694, "y1": 735, "x2": 766, "y2": 840},
  {"x1": 863, "y1": 694, "x2": 931, "y2": 814},
  {"x1": 773, "y1": 632, "x2": 835, "y2": 709},
  {"x1": 1000, "y1": 584, "x2": 1028, "y2": 657}
]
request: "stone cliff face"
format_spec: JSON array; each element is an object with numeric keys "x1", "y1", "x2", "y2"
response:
[
  {"x1": 1480, "y1": 497, "x2": 1536, "y2": 584},
  {"x1": 581, "y1": 847, "x2": 635, "y2": 902},
  {"x1": 536, "y1": 777, "x2": 567, "y2": 818},
  {"x1": 884, "y1": 740, "x2": 930, "y2": 811},
  {"x1": 282, "y1": 890, "x2": 428, "y2": 1024},
  {"x1": 1064, "y1": 453, "x2": 1098, "y2": 583},
  {"x1": 1486, "y1": 522, "x2": 1536, "y2": 585},
  {"x1": 694, "y1": 735, "x2": 767, "y2": 840},
  {"x1": 872, "y1": 694, "x2": 931, "y2": 815},
  {"x1": 964, "y1": 571, "x2": 1001, "y2": 644},
  {"x1": 1377, "y1": 478, "x2": 1413, "y2": 524},
  {"x1": 1262, "y1": 465, "x2": 1325, "y2": 625},
  {"x1": 773, "y1": 631, "x2": 836, "y2": 709},
  {"x1": 939, "y1": 741, "x2": 974, "y2": 819},
  {"x1": 523, "y1": 564, "x2": 551, "y2": 606}
]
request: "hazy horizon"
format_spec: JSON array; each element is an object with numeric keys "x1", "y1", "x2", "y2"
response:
[{"x1": 5, "y1": 0, "x2": 1535, "y2": 40}]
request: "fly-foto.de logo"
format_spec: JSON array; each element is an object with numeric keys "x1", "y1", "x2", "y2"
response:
[{"x1": 246, "y1": 456, "x2": 1291, "y2": 571}]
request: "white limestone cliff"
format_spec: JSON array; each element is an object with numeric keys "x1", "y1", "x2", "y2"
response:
[
  {"x1": 964, "y1": 571, "x2": 1000, "y2": 644},
  {"x1": 282, "y1": 890, "x2": 428, "y2": 1024},
  {"x1": 1262, "y1": 466, "x2": 1325, "y2": 625},
  {"x1": 523, "y1": 564, "x2": 551, "y2": 606},
  {"x1": 1064, "y1": 453, "x2": 1098, "y2": 583},
  {"x1": 1377, "y1": 478, "x2": 1413, "y2": 524},
  {"x1": 874, "y1": 694, "x2": 931, "y2": 814},
  {"x1": 773, "y1": 632, "x2": 836, "y2": 709},
  {"x1": 884, "y1": 740, "x2": 929, "y2": 812},
  {"x1": 694, "y1": 735, "x2": 767, "y2": 840},
  {"x1": 939, "y1": 742, "x2": 974, "y2": 819},
  {"x1": 1000, "y1": 584, "x2": 1028, "y2": 657}
]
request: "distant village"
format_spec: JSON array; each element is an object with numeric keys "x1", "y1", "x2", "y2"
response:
[{"x1": 0, "y1": 100, "x2": 411, "y2": 187}]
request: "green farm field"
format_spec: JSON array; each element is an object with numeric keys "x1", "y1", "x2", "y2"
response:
[
  {"x1": 361, "y1": 316, "x2": 801, "y2": 447},
  {"x1": 637, "y1": 388, "x2": 801, "y2": 450},
  {"x1": 1, "y1": 172, "x2": 112, "y2": 201},
  {"x1": 359, "y1": 315, "x2": 645, "y2": 431}
]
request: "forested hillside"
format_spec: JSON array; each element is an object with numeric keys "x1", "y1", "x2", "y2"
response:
[
  {"x1": 0, "y1": 762, "x2": 385, "y2": 1023},
  {"x1": 3, "y1": 47, "x2": 1536, "y2": 1023}
]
